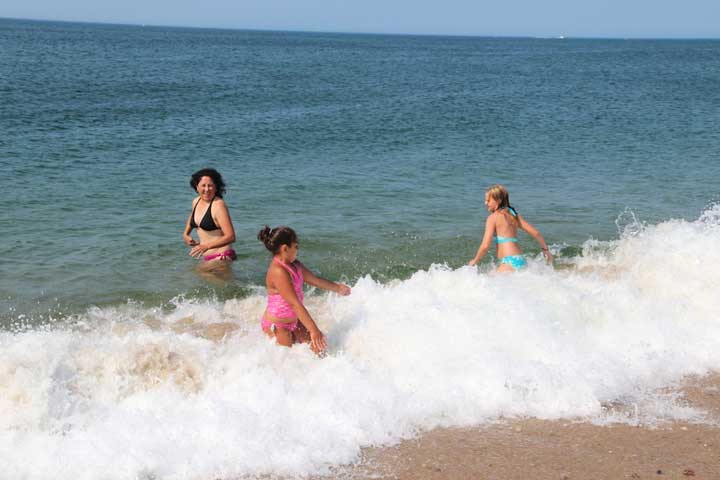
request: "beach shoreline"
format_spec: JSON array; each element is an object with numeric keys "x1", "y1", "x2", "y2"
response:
[{"x1": 320, "y1": 374, "x2": 720, "y2": 480}]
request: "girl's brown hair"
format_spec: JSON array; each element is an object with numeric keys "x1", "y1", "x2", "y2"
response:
[{"x1": 257, "y1": 225, "x2": 298, "y2": 254}]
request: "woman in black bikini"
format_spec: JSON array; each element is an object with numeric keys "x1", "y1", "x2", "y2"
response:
[{"x1": 183, "y1": 168, "x2": 237, "y2": 274}]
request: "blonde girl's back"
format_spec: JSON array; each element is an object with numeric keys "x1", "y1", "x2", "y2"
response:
[
  {"x1": 485, "y1": 184, "x2": 519, "y2": 236},
  {"x1": 492, "y1": 208, "x2": 520, "y2": 238}
]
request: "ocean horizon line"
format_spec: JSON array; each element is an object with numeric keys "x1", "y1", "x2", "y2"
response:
[{"x1": 2, "y1": 16, "x2": 719, "y2": 41}]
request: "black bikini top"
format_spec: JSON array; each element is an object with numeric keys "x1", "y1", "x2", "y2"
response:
[{"x1": 190, "y1": 197, "x2": 220, "y2": 231}]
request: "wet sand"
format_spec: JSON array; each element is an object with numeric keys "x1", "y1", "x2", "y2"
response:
[{"x1": 322, "y1": 374, "x2": 720, "y2": 480}]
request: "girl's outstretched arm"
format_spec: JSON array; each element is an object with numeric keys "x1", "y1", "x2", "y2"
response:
[
  {"x1": 469, "y1": 215, "x2": 496, "y2": 266},
  {"x1": 270, "y1": 264, "x2": 327, "y2": 353},
  {"x1": 299, "y1": 262, "x2": 351, "y2": 296},
  {"x1": 517, "y1": 215, "x2": 553, "y2": 264}
]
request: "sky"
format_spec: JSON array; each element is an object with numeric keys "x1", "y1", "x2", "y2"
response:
[{"x1": 2, "y1": 0, "x2": 719, "y2": 38}]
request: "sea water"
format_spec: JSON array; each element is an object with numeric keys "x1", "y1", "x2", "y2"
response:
[{"x1": 1, "y1": 18, "x2": 719, "y2": 479}]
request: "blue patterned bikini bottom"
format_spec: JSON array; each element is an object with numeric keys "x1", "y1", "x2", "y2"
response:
[{"x1": 499, "y1": 254, "x2": 527, "y2": 270}]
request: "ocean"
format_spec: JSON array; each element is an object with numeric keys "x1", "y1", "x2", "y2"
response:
[{"x1": 1, "y1": 18, "x2": 719, "y2": 479}]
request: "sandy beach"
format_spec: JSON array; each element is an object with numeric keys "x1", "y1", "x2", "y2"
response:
[{"x1": 322, "y1": 374, "x2": 720, "y2": 479}]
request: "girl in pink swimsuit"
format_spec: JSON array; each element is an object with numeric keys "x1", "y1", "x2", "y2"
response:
[{"x1": 258, "y1": 225, "x2": 351, "y2": 354}]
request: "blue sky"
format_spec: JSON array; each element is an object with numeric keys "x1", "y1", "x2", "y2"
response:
[{"x1": 2, "y1": 0, "x2": 719, "y2": 38}]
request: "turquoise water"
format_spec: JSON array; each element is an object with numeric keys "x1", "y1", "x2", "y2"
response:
[{"x1": 2, "y1": 18, "x2": 719, "y2": 320}]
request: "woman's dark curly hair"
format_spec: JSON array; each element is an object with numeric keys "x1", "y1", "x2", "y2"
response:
[
  {"x1": 190, "y1": 168, "x2": 226, "y2": 198},
  {"x1": 258, "y1": 226, "x2": 298, "y2": 254}
]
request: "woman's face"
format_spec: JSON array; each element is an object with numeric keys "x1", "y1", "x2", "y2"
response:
[
  {"x1": 196, "y1": 176, "x2": 217, "y2": 201},
  {"x1": 485, "y1": 192, "x2": 499, "y2": 212}
]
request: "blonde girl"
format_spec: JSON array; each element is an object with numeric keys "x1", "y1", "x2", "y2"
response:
[{"x1": 469, "y1": 185, "x2": 553, "y2": 272}]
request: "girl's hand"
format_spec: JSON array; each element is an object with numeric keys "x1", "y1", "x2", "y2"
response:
[
  {"x1": 468, "y1": 258, "x2": 479, "y2": 266},
  {"x1": 184, "y1": 235, "x2": 198, "y2": 247},
  {"x1": 309, "y1": 328, "x2": 327, "y2": 354},
  {"x1": 543, "y1": 249, "x2": 554, "y2": 264},
  {"x1": 189, "y1": 243, "x2": 209, "y2": 257},
  {"x1": 335, "y1": 284, "x2": 351, "y2": 296}
]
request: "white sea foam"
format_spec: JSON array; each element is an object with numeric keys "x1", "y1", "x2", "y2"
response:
[{"x1": 2, "y1": 206, "x2": 720, "y2": 479}]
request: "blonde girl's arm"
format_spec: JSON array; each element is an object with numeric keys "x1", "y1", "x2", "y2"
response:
[
  {"x1": 189, "y1": 199, "x2": 237, "y2": 256},
  {"x1": 183, "y1": 198, "x2": 199, "y2": 246},
  {"x1": 469, "y1": 215, "x2": 496, "y2": 266},
  {"x1": 298, "y1": 262, "x2": 351, "y2": 296},
  {"x1": 270, "y1": 264, "x2": 327, "y2": 352},
  {"x1": 517, "y1": 214, "x2": 553, "y2": 264}
]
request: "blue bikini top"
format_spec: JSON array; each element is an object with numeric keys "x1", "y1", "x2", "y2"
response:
[
  {"x1": 494, "y1": 235, "x2": 518, "y2": 244},
  {"x1": 493, "y1": 207, "x2": 518, "y2": 244}
]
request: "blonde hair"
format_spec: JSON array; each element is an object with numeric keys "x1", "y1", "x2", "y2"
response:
[{"x1": 486, "y1": 184, "x2": 518, "y2": 225}]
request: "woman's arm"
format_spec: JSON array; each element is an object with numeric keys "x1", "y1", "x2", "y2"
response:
[
  {"x1": 189, "y1": 199, "x2": 237, "y2": 256},
  {"x1": 270, "y1": 265, "x2": 327, "y2": 352},
  {"x1": 468, "y1": 215, "x2": 496, "y2": 266},
  {"x1": 299, "y1": 262, "x2": 351, "y2": 296},
  {"x1": 183, "y1": 199, "x2": 199, "y2": 246},
  {"x1": 517, "y1": 215, "x2": 553, "y2": 264}
]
